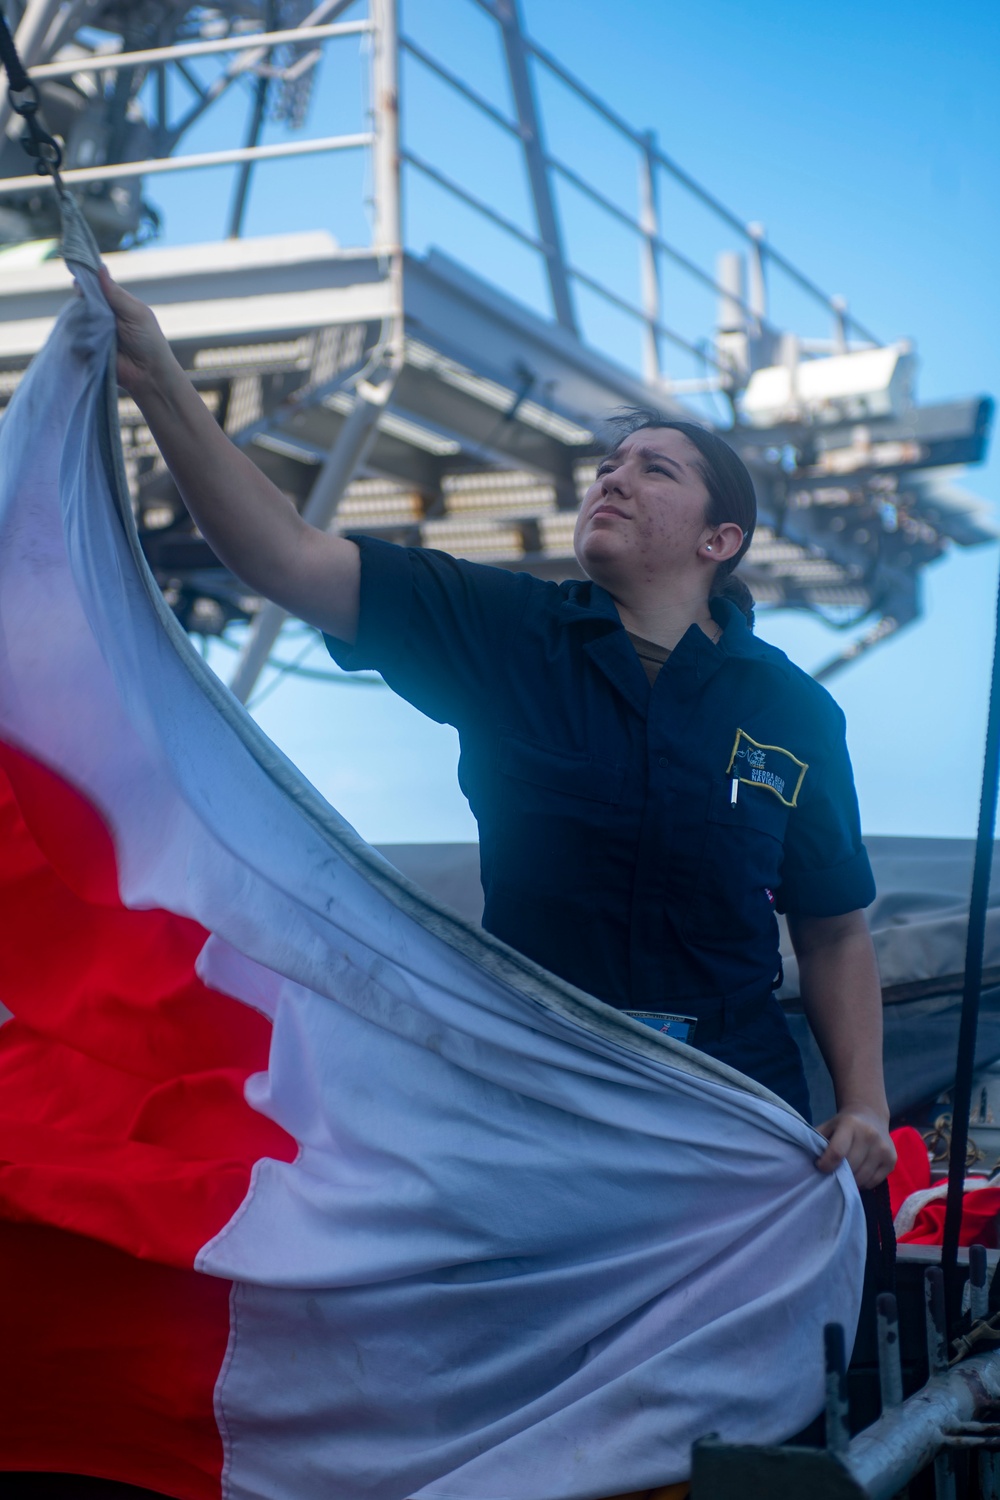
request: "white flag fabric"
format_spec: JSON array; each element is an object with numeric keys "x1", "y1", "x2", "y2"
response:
[{"x1": 0, "y1": 207, "x2": 865, "y2": 1499}]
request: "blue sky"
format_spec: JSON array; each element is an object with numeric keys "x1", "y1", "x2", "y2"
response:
[{"x1": 145, "y1": 0, "x2": 999, "y2": 842}]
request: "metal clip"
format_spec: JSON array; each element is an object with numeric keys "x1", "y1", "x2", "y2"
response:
[{"x1": 7, "y1": 78, "x2": 65, "y2": 191}]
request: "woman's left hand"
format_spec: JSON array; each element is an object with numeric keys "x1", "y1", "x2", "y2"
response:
[{"x1": 814, "y1": 1106, "x2": 897, "y2": 1189}]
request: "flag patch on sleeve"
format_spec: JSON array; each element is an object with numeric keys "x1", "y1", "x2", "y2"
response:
[{"x1": 726, "y1": 729, "x2": 808, "y2": 808}]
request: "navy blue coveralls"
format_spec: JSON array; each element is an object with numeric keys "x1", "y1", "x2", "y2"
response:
[{"x1": 326, "y1": 538, "x2": 877, "y2": 1119}]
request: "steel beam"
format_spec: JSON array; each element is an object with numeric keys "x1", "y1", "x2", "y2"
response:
[{"x1": 493, "y1": 0, "x2": 577, "y2": 334}]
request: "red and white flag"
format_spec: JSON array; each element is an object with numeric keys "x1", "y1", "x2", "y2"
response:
[{"x1": 0, "y1": 219, "x2": 866, "y2": 1499}]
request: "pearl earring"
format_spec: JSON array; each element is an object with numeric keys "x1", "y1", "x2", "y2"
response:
[{"x1": 706, "y1": 545, "x2": 712, "y2": 551}]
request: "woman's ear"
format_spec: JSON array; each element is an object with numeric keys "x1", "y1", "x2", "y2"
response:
[{"x1": 701, "y1": 522, "x2": 744, "y2": 563}]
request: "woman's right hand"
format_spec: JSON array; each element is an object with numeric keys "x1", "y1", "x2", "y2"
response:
[{"x1": 96, "y1": 266, "x2": 176, "y2": 399}]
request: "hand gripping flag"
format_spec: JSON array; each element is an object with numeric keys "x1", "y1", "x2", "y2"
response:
[{"x1": 0, "y1": 204, "x2": 866, "y2": 1500}]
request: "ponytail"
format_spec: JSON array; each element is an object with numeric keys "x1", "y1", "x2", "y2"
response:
[{"x1": 715, "y1": 570, "x2": 755, "y2": 628}]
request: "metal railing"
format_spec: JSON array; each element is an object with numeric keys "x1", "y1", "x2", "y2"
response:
[
  {"x1": 23, "y1": 21, "x2": 370, "y2": 80},
  {"x1": 0, "y1": 134, "x2": 372, "y2": 197},
  {"x1": 396, "y1": 0, "x2": 881, "y2": 390},
  {"x1": 0, "y1": 17, "x2": 372, "y2": 203},
  {"x1": 2, "y1": 0, "x2": 881, "y2": 391},
  {"x1": 513, "y1": 12, "x2": 881, "y2": 344}
]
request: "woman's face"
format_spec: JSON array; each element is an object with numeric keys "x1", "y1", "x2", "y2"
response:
[{"x1": 574, "y1": 427, "x2": 717, "y2": 591}]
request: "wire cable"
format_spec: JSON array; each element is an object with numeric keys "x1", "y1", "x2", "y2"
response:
[{"x1": 941, "y1": 556, "x2": 1000, "y2": 1329}]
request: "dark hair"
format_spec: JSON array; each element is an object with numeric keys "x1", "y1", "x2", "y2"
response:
[{"x1": 603, "y1": 408, "x2": 757, "y2": 627}]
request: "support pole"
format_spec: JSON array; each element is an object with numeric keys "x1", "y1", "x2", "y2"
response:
[
  {"x1": 227, "y1": 2, "x2": 275, "y2": 241},
  {"x1": 715, "y1": 250, "x2": 748, "y2": 386},
  {"x1": 925, "y1": 1268, "x2": 957, "y2": 1499},
  {"x1": 494, "y1": 0, "x2": 577, "y2": 334},
  {"x1": 832, "y1": 294, "x2": 849, "y2": 354},
  {"x1": 370, "y1": 0, "x2": 405, "y2": 374},
  {"x1": 228, "y1": 385, "x2": 389, "y2": 704},
  {"x1": 876, "y1": 1292, "x2": 904, "y2": 1410},
  {"x1": 971, "y1": 1244, "x2": 989, "y2": 1322},
  {"x1": 638, "y1": 130, "x2": 662, "y2": 384},
  {"x1": 926, "y1": 1267, "x2": 949, "y2": 1376},
  {"x1": 824, "y1": 1323, "x2": 850, "y2": 1457},
  {"x1": 942, "y1": 557, "x2": 1000, "y2": 1321},
  {"x1": 371, "y1": 0, "x2": 400, "y2": 256},
  {"x1": 746, "y1": 221, "x2": 768, "y2": 327}
]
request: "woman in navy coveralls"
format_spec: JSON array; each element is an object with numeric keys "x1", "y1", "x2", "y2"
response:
[{"x1": 100, "y1": 272, "x2": 897, "y2": 1189}]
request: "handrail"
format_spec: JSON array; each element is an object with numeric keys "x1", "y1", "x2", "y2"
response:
[
  {"x1": 25, "y1": 21, "x2": 370, "y2": 82},
  {"x1": 468, "y1": 0, "x2": 880, "y2": 346},
  {"x1": 469, "y1": 0, "x2": 645, "y2": 149},
  {"x1": 401, "y1": 27, "x2": 773, "y2": 349},
  {"x1": 9, "y1": 0, "x2": 883, "y2": 367},
  {"x1": 566, "y1": 262, "x2": 727, "y2": 371},
  {"x1": 402, "y1": 27, "x2": 771, "y2": 340},
  {"x1": 0, "y1": 133, "x2": 371, "y2": 197},
  {"x1": 762, "y1": 242, "x2": 880, "y2": 346},
  {"x1": 400, "y1": 34, "x2": 522, "y2": 141},
  {"x1": 402, "y1": 148, "x2": 725, "y2": 370},
  {"x1": 545, "y1": 154, "x2": 770, "y2": 332},
  {"x1": 401, "y1": 146, "x2": 548, "y2": 255}
]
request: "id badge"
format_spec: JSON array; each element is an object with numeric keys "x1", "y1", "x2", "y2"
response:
[{"x1": 624, "y1": 1010, "x2": 698, "y2": 1044}]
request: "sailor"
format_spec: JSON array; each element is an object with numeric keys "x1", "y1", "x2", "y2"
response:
[{"x1": 98, "y1": 269, "x2": 897, "y2": 1188}]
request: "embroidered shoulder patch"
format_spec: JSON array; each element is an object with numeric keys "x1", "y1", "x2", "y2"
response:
[{"x1": 726, "y1": 728, "x2": 808, "y2": 808}]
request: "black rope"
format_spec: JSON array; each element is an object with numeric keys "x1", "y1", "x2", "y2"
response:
[
  {"x1": 0, "y1": 6, "x2": 28, "y2": 91},
  {"x1": 0, "y1": 4, "x2": 65, "y2": 189},
  {"x1": 862, "y1": 1181, "x2": 896, "y2": 1297},
  {"x1": 942, "y1": 555, "x2": 1000, "y2": 1328}
]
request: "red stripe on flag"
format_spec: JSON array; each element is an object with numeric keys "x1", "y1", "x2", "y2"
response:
[
  {"x1": 0, "y1": 741, "x2": 297, "y2": 1490},
  {"x1": 0, "y1": 738, "x2": 280, "y2": 1083},
  {"x1": 0, "y1": 1222, "x2": 230, "y2": 1498}
]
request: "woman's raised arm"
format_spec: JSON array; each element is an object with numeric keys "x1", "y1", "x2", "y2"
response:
[{"x1": 97, "y1": 268, "x2": 361, "y2": 644}]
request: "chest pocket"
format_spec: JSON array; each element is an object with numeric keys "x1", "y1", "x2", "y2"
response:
[
  {"x1": 683, "y1": 778, "x2": 790, "y2": 949},
  {"x1": 708, "y1": 778, "x2": 791, "y2": 837},
  {"x1": 489, "y1": 735, "x2": 625, "y2": 896},
  {"x1": 496, "y1": 736, "x2": 624, "y2": 804}
]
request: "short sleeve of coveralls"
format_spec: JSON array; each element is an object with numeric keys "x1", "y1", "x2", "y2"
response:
[
  {"x1": 323, "y1": 536, "x2": 534, "y2": 729},
  {"x1": 774, "y1": 693, "x2": 875, "y2": 919}
]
